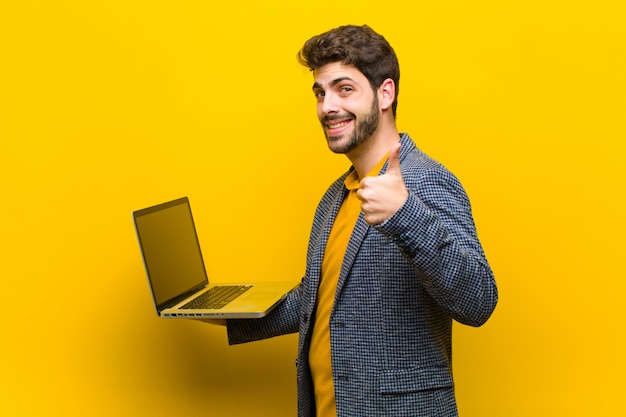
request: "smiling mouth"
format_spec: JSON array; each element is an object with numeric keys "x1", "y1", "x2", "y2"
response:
[{"x1": 327, "y1": 120, "x2": 351, "y2": 129}]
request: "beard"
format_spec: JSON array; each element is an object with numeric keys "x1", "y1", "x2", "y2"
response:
[{"x1": 323, "y1": 95, "x2": 380, "y2": 155}]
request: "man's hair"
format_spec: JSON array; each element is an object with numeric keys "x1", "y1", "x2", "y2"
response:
[{"x1": 297, "y1": 24, "x2": 400, "y2": 117}]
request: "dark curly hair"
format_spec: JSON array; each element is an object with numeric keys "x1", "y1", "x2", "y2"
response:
[{"x1": 297, "y1": 25, "x2": 400, "y2": 118}]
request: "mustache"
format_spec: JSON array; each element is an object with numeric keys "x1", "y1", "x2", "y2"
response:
[{"x1": 322, "y1": 113, "x2": 355, "y2": 123}]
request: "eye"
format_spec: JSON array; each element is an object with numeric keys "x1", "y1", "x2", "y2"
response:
[
  {"x1": 314, "y1": 90, "x2": 325, "y2": 100},
  {"x1": 340, "y1": 86, "x2": 354, "y2": 94}
]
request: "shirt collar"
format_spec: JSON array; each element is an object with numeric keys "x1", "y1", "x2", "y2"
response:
[{"x1": 344, "y1": 152, "x2": 390, "y2": 192}]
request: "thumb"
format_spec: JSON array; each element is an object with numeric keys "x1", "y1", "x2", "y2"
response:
[{"x1": 386, "y1": 142, "x2": 402, "y2": 175}]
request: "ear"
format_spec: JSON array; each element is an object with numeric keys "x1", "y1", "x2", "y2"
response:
[{"x1": 378, "y1": 78, "x2": 396, "y2": 111}]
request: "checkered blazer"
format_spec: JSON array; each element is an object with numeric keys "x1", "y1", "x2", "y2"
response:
[{"x1": 227, "y1": 133, "x2": 498, "y2": 417}]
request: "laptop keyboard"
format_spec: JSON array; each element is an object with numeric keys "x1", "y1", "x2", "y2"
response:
[{"x1": 181, "y1": 285, "x2": 252, "y2": 310}]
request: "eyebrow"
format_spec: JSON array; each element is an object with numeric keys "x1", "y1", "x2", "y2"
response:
[{"x1": 312, "y1": 76, "x2": 355, "y2": 91}]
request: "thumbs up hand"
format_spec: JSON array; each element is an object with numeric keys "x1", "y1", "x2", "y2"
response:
[{"x1": 357, "y1": 143, "x2": 408, "y2": 225}]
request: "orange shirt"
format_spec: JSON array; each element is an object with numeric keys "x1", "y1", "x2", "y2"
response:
[{"x1": 308, "y1": 155, "x2": 388, "y2": 417}]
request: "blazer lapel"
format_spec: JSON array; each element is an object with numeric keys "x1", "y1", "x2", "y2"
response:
[
  {"x1": 333, "y1": 214, "x2": 370, "y2": 305},
  {"x1": 308, "y1": 186, "x2": 347, "y2": 307}
]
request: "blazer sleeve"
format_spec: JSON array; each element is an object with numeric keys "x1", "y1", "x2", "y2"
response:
[
  {"x1": 226, "y1": 284, "x2": 302, "y2": 345},
  {"x1": 375, "y1": 167, "x2": 498, "y2": 327}
]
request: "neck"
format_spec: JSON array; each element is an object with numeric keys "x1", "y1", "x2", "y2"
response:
[{"x1": 347, "y1": 124, "x2": 400, "y2": 179}]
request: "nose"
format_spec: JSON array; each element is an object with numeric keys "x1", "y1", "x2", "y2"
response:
[{"x1": 320, "y1": 91, "x2": 340, "y2": 116}]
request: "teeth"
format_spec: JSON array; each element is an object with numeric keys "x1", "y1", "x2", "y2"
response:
[{"x1": 329, "y1": 121, "x2": 349, "y2": 129}]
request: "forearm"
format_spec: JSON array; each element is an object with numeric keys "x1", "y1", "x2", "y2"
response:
[
  {"x1": 226, "y1": 285, "x2": 301, "y2": 344},
  {"x1": 376, "y1": 178, "x2": 498, "y2": 326}
]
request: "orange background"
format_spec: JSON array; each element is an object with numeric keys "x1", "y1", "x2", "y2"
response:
[{"x1": 1, "y1": 1, "x2": 624, "y2": 416}]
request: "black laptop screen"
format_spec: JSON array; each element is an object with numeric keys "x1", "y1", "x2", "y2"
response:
[{"x1": 133, "y1": 197, "x2": 208, "y2": 310}]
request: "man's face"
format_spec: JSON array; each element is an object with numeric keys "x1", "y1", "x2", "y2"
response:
[{"x1": 312, "y1": 62, "x2": 380, "y2": 155}]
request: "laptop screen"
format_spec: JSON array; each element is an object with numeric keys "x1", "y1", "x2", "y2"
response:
[{"x1": 133, "y1": 197, "x2": 208, "y2": 310}]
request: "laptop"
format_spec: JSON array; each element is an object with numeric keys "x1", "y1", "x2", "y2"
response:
[{"x1": 133, "y1": 197, "x2": 297, "y2": 318}]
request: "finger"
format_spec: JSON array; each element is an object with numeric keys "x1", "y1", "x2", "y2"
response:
[{"x1": 386, "y1": 142, "x2": 402, "y2": 175}]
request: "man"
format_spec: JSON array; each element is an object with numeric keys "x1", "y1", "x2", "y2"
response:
[{"x1": 214, "y1": 24, "x2": 498, "y2": 416}]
